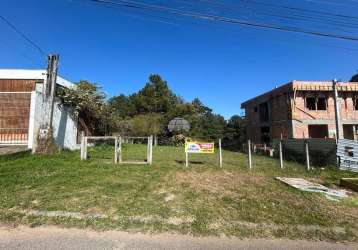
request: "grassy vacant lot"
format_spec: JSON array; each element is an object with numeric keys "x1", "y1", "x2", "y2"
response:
[{"x1": 0, "y1": 144, "x2": 357, "y2": 241}]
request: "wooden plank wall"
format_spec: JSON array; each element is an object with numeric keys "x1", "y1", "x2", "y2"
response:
[
  {"x1": 0, "y1": 79, "x2": 36, "y2": 92},
  {"x1": 0, "y1": 93, "x2": 31, "y2": 128},
  {"x1": 0, "y1": 79, "x2": 35, "y2": 143}
]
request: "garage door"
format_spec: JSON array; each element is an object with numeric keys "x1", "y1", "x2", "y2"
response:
[{"x1": 0, "y1": 92, "x2": 32, "y2": 145}]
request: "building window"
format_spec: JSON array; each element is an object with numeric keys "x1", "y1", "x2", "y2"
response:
[
  {"x1": 259, "y1": 102, "x2": 269, "y2": 122},
  {"x1": 306, "y1": 97, "x2": 316, "y2": 110},
  {"x1": 317, "y1": 97, "x2": 327, "y2": 110},
  {"x1": 261, "y1": 126, "x2": 270, "y2": 144},
  {"x1": 308, "y1": 125, "x2": 328, "y2": 138},
  {"x1": 305, "y1": 96, "x2": 327, "y2": 111},
  {"x1": 254, "y1": 107, "x2": 258, "y2": 112},
  {"x1": 354, "y1": 98, "x2": 358, "y2": 110}
]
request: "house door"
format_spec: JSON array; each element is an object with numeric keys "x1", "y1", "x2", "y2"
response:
[{"x1": 0, "y1": 92, "x2": 32, "y2": 145}]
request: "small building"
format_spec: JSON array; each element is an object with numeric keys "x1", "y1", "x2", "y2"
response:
[
  {"x1": 0, "y1": 69, "x2": 81, "y2": 150},
  {"x1": 241, "y1": 80, "x2": 358, "y2": 144}
]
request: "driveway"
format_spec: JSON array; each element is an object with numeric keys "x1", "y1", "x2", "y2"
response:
[{"x1": 0, "y1": 226, "x2": 356, "y2": 250}]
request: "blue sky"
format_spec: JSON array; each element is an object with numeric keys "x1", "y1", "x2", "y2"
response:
[{"x1": 1, "y1": 0, "x2": 358, "y2": 118}]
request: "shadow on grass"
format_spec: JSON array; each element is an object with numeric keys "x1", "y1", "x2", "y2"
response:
[
  {"x1": 175, "y1": 160, "x2": 204, "y2": 165},
  {"x1": 0, "y1": 150, "x2": 31, "y2": 161}
]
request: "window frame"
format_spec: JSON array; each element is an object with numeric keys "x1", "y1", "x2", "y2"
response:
[
  {"x1": 316, "y1": 95, "x2": 327, "y2": 111},
  {"x1": 305, "y1": 94, "x2": 327, "y2": 111},
  {"x1": 305, "y1": 96, "x2": 316, "y2": 111}
]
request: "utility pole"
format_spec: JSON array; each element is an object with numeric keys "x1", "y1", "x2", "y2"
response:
[
  {"x1": 46, "y1": 54, "x2": 59, "y2": 129},
  {"x1": 333, "y1": 79, "x2": 343, "y2": 142}
]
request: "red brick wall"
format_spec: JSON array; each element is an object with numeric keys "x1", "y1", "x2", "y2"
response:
[
  {"x1": 270, "y1": 94, "x2": 290, "y2": 122},
  {"x1": 271, "y1": 122, "x2": 290, "y2": 139},
  {"x1": 292, "y1": 92, "x2": 358, "y2": 121},
  {"x1": 243, "y1": 85, "x2": 358, "y2": 142},
  {"x1": 247, "y1": 126, "x2": 261, "y2": 144},
  {"x1": 294, "y1": 123, "x2": 309, "y2": 138},
  {"x1": 244, "y1": 93, "x2": 291, "y2": 143}
]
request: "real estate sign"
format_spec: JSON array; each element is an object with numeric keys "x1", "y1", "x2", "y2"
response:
[{"x1": 185, "y1": 141, "x2": 215, "y2": 153}]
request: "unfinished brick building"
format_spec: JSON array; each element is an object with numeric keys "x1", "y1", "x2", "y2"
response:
[{"x1": 241, "y1": 81, "x2": 358, "y2": 144}]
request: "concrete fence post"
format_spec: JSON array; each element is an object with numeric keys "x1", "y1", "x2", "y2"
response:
[
  {"x1": 84, "y1": 137, "x2": 88, "y2": 160},
  {"x1": 185, "y1": 150, "x2": 189, "y2": 168},
  {"x1": 248, "y1": 140, "x2": 252, "y2": 169},
  {"x1": 147, "y1": 136, "x2": 150, "y2": 164},
  {"x1": 219, "y1": 139, "x2": 223, "y2": 168},
  {"x1": 279, "y1": 139, "x2": 284, "y2": 169},
  {"x1": 80, "y1": 131, "x2": 85, "y2": 160},
  {"x1": 305, "y1": 140, "x2": 310, "y2": 171},
  {"x1": 118, "y1": 136, "x2": 122, "y2": 163},
  {"x1": 149, "y1": 135, "x2": 153, "y2": 165},
  {"x1": 114, "y1": 137, "x2": 118, "y2": 164}
]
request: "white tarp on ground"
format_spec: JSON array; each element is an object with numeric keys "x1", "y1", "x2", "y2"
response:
[{"x1": 276, "y1": 177, "x2": 348, "y2": 199}]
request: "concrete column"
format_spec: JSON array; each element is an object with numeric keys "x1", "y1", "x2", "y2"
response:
[{"x1": 28, "y1": 91, "x2": 36, "y2": 150}]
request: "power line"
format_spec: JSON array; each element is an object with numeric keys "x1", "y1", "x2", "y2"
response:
[
  {"x1": 90, "y1": 0, "x2": 358, "y2": 42},
  {"x1": 197, "y1": 0, "x2": 358, "y2": 30},
  {"x1": 0, "y1": 14, "x2": 47, "y2": 57},
  {"x1": 304, "y1": 0, "x2": 358, "y2": 8},
  {"x1": 0, "y1": 39, "x2": 41, "y2": 66},
  {"x1": 245, "y1": 0, "x2": 358, "y2": 20}
]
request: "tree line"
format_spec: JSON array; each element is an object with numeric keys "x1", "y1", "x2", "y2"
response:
[{"x1": 58, "y1": 74, "x2": 246, "y2": 149}]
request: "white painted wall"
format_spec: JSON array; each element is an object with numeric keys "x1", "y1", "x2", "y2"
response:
[
  {"x1": 52, "y1": 103, "x2": 79, "y2": 150},
  {"x1": 29, "y1": 92, "x2": 79, "y2": 151},
  {"x1": 27, "y1": 91, "x2": 36, "y2": 149}
]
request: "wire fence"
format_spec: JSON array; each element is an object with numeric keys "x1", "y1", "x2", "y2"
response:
[{"x1": 245, "y1": 138, "x2": 337, "y2": 167}]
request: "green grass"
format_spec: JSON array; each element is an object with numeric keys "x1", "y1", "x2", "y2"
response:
[{"x1": 0, "y1": 144, "x2": 358, "y2": 241}]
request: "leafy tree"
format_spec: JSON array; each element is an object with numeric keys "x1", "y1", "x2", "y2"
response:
[
  {"x1": 201, "y1": 112, "x2": 226, "y2": 140},
  {"x1": 191, "y1": 98, "x2": 212, "y2": 115},
  {"x1": 57, "y1": 80, "x2": 107, "y2": 134},
  {"x1": 129, "y1": 114, "x2": 163, "y2": 137},
  {"x1": 224, "y1": 115, "x2": 247, "y2": 150},
  {"x1": 108, "y1": 94, "x2": 135, "y2": 118},
  {"x1": 98, "y1": 75, "x2": 245, "y2": 146},
  {"x1": 130, "y1": 74, "x2": 180, "y2": 114}
]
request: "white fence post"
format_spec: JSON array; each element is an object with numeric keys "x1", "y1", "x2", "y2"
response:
[
  {"x1": 305, "y1": 140, "x2": 310, "y2": 171},
  {"x1": 219, "y1": 139, "x2": 223, "y2": 168},
  {"x1": 84, "y1": 137, "x2": 88, "y2": 160},
  {"x1": 115, "y1": 137, "x2": 118, "y2": 164},
  {"x1": 118, "y1": 136, "x2": 122, "y2": 163},
  {"x1": 248, "y1": 140, "x2": 252, "y2": 169},
  {"x1": 147, "y1": 136, "x2": 150, "y2": 164},
  {"x1": 185, "y1": 151, "x2": 189, "y2": 167},
  {"x1": 80, "y1": 131, "x2": 85, "y2": 160},
  {"x1": 149, "y1": 135, "x2": 153, "y2": 165},
  {"x1": 279, "y1": 139, "x2": 284, "y2": 169}
]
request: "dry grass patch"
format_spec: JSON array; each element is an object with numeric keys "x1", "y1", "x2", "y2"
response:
[{"x1": 175, "y1": 170, "x2": 266, "y2": 196}]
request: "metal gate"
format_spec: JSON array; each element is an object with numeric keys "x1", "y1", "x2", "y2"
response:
[{"x1": 0, "y1": 92, "x2": 32, "y2": 145}]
